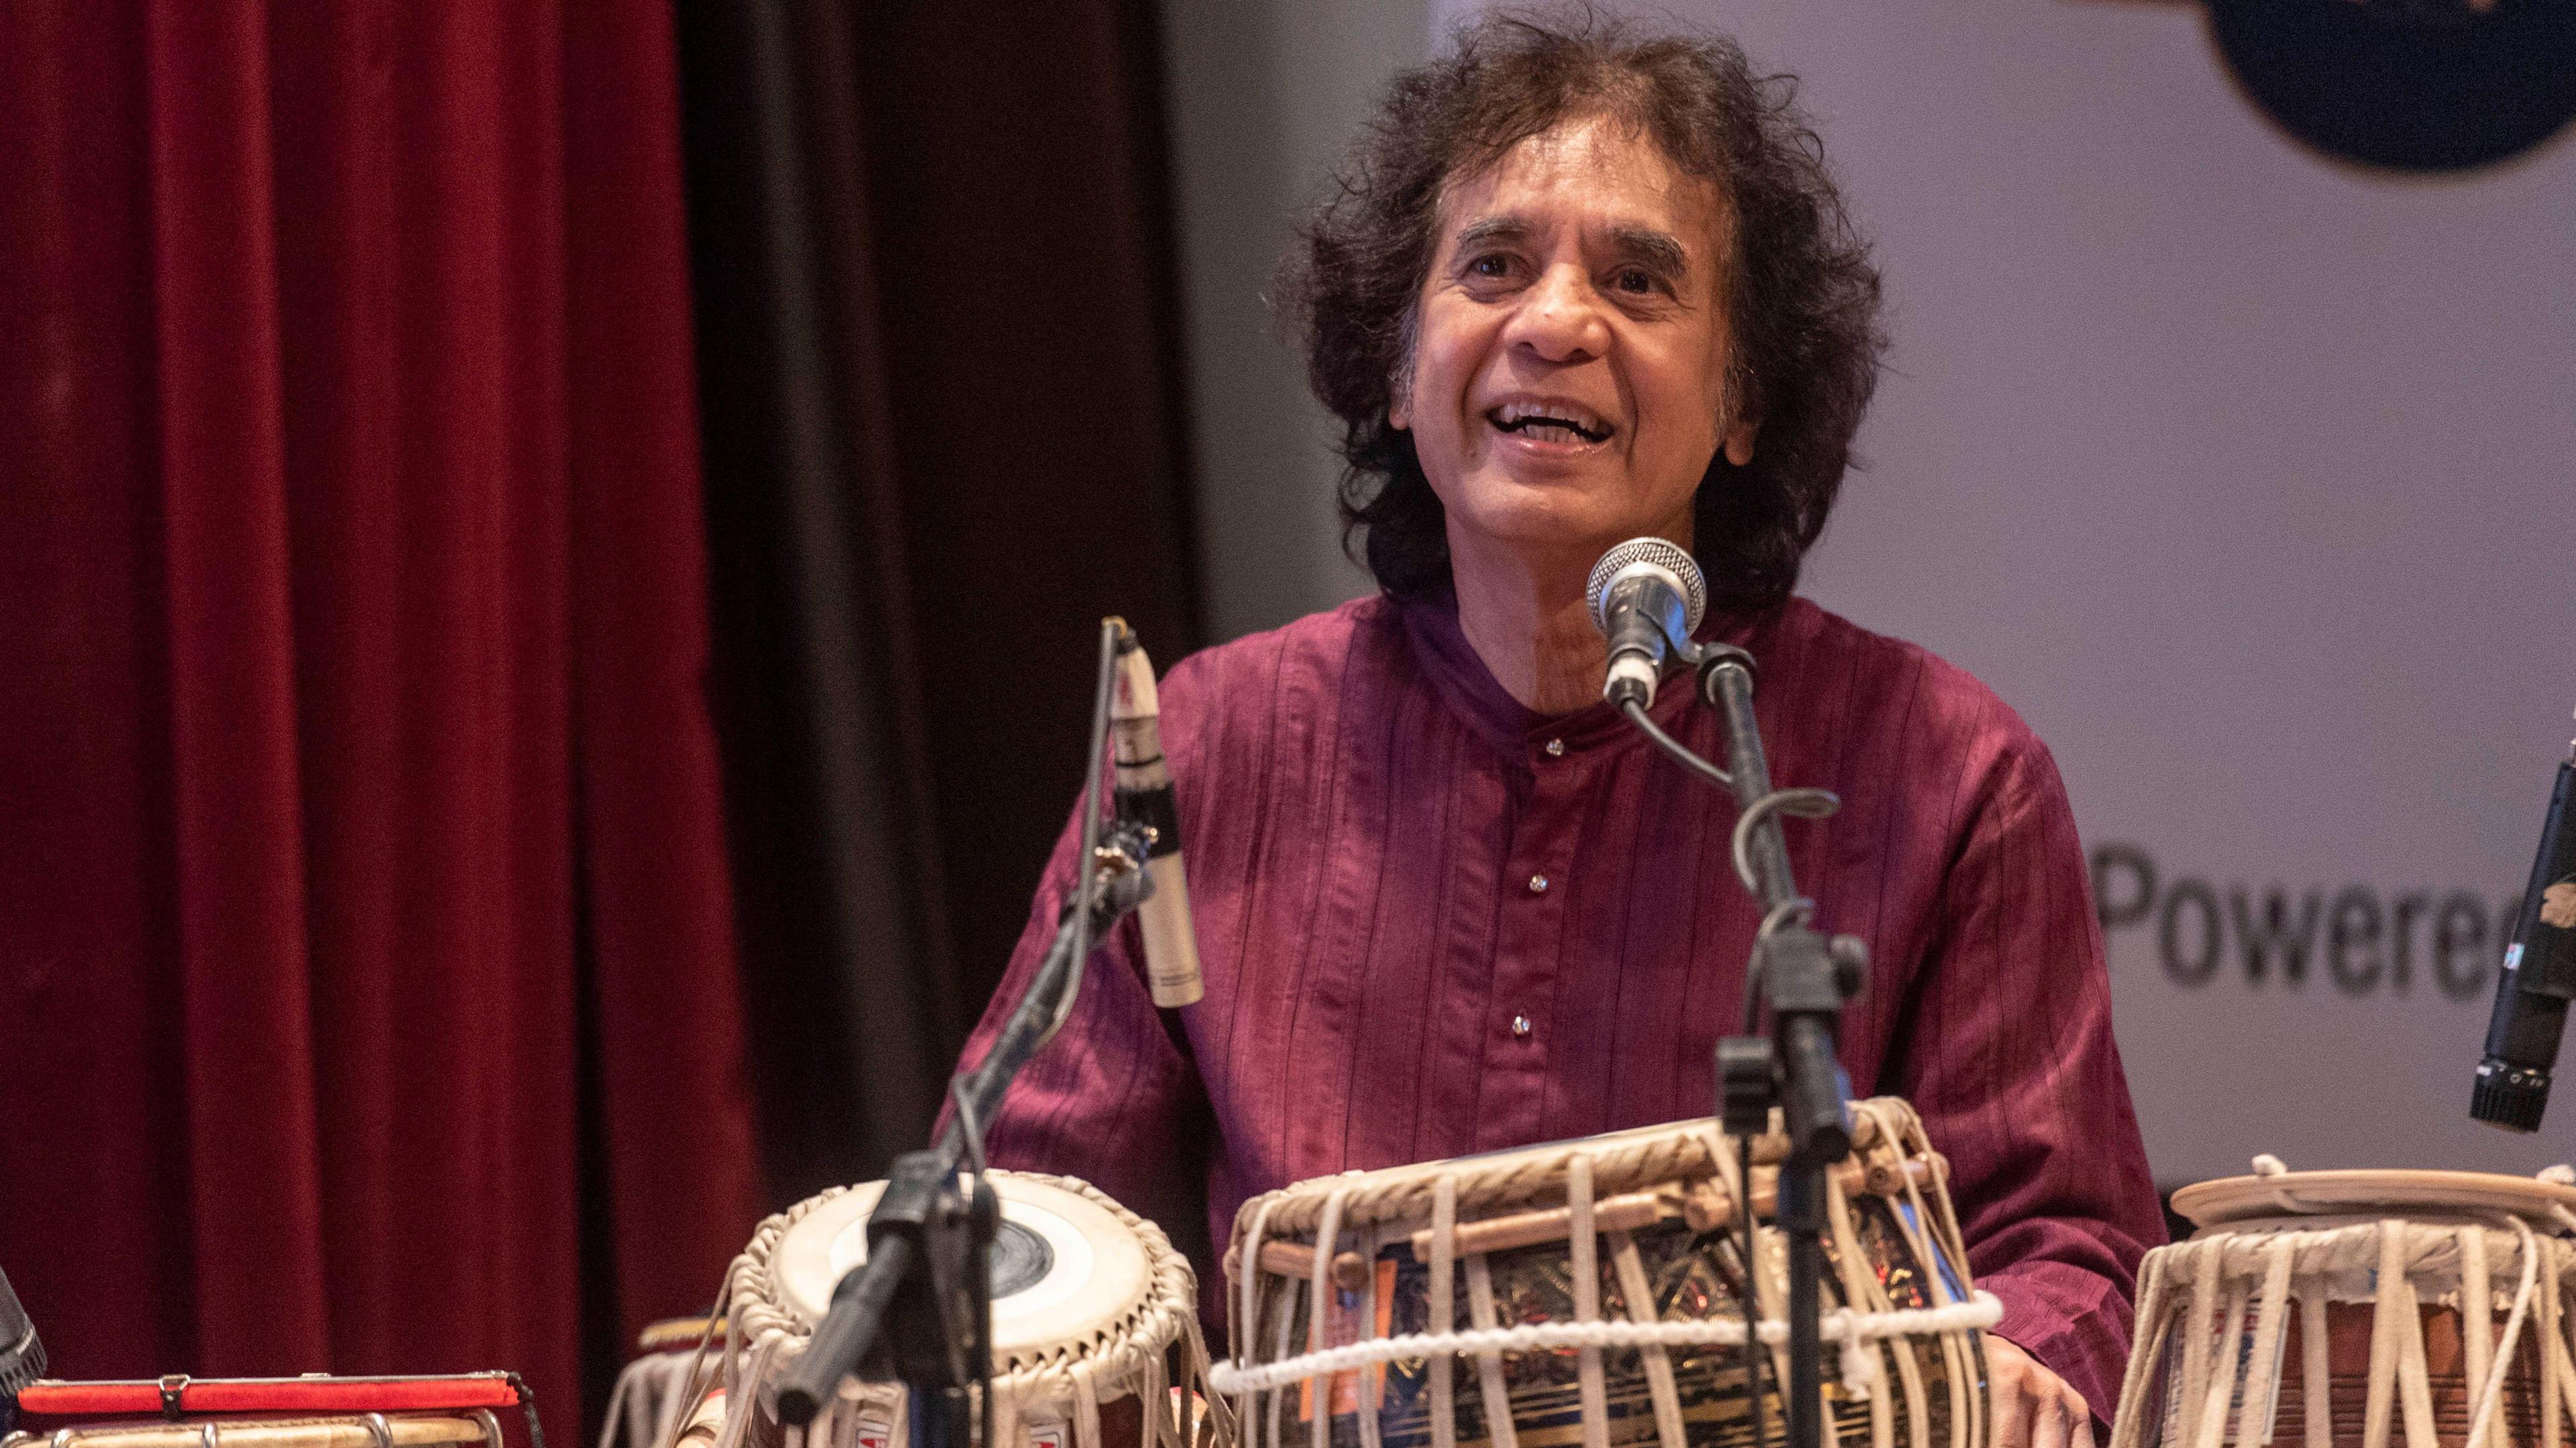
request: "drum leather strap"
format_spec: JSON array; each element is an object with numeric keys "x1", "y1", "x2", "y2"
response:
[
  {"x1": 1424, "y1": 1180, "x2": 1455, "y2": 1448},
  {"x1": 1303, "y1": 1188, "x2": 1350, "y2": 1448},
  {"x1": 1564, "y1": 1158, "x2": 1608, "y2": 1448}
]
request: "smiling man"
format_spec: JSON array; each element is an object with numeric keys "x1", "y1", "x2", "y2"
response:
[{"x1": 955, "y1": 13, "x2": 2163, "y2": 1448}]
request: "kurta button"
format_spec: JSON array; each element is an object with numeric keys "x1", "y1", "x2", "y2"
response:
[
  {"x1": 1544, "y1": 738, "x2": 1565, "y2": 757},
  {"x1": 1511, "y1": 1015, "x2": 1532, "y2": 1038},
  {"x1": 1527, "y1": 873, "x2": 1550, "y2": 895}
]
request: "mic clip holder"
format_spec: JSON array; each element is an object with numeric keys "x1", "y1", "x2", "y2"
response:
[{"x1": 826, "y1": 1151, "x2": 998, "y2": 1448}]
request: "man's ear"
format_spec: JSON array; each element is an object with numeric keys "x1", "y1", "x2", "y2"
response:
[{"x1": 1723, "y1": 416, "x2": 1759, "y2": 466}]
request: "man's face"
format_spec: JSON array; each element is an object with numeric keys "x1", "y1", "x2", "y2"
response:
[{"x1": 1392, "y1": 114, "x2": 1753, "y2": 571}]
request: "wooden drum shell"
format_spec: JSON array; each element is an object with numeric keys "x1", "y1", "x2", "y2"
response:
[{"x1": 1222, "y1": 1102, "x2": 1993, "y2": 1448}]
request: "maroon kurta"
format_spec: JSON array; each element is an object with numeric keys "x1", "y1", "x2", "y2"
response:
[{"x1": 957, "y1": 591, "x2": 2163, "y2": 1421}]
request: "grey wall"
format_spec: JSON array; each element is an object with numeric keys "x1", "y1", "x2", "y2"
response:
[
  {"x1": 1162, "y1": 0, "x2": 2576, "y2": 1182},
  {"x1": 1155, "y1": 0, "x2": 1426, "y2": 639}
]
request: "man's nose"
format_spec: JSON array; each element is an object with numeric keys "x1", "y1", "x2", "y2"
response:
[{"x1": 1504, "y1": 264, "x2": 1610, "y2": 363}]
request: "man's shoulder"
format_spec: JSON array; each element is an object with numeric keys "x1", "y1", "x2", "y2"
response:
[
  {"x1": 1768, "y1": 596, "x2": 2055, "y2": 771},
  {"x1": 1162, "y1": 592, "x2": 1403, "y2": 699}
]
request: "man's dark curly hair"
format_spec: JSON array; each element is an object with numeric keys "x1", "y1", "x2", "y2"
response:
[{"x1": 1280, "y1": 9, "x2": 1884, "y2": 615}]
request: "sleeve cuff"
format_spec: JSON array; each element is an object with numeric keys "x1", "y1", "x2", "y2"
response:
[{"x1": 1981, "y1": 1261, "x2": 2139, "y2": 1428}]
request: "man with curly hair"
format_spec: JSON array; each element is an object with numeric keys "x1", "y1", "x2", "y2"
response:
[{"x1": 955, "y1": 13, "x2": 2163, "y2": 1446}]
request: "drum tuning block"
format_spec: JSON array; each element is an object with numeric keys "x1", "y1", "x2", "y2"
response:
[{"x1": 1254, "y1": 1240, "x2": 1374, "y2": 1292}]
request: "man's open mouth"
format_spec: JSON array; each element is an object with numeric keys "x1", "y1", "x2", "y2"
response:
[{"x1": 1489, "y1": 400, "x2": 1613, "y2": 445}]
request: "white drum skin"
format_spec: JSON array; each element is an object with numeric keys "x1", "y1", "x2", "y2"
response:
[
  {"x1": 720, "y1": 1169, "x2": 1226, "y2": 1448},
  {"x1": 771, "y1": 1176, "x2": 1154, "y2": 1362}
]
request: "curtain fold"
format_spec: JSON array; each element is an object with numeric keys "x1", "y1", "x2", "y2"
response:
[
  {"x1": 676, "y1": 0, "x2": 1207, "y2": 1203},
  {"x1": 0, "y1": 0, "x2": 759, "y2": 1428}
]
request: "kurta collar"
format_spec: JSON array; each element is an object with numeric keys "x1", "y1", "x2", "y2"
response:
[{"x1": 1393, "y1": 587, "x2": 1756, "y2": 761}]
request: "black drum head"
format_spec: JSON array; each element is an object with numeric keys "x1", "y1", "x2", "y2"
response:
[{"x1": 986, "y1": 1217, "x2": 1056, "y2": 1301}]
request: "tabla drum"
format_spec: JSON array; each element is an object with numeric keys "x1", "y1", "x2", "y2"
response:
[
  {"x1": 1210, "y1": 1099, "x2": 1998, "y2": 1448},
  {"x1": 2108, "y1": 1160, "x2": 2576, "y2": 1448},
  {"x1": 600, "y1": 1318, "x2": 731, "y2": 1448},
  {"x1": 714, "y1": 1171, "x2": 1226, "y2": 1448}
]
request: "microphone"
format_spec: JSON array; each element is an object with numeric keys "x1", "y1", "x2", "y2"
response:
[
  {"x1": 1, "y1": 1265, "x2": 45, "y2": 1433},
  {"x1": 1109, "y1": 621, "x2": 1203, "y2": 1007},
  {"x1": 1586, "y1": 537, "x2": 1707, "y2": 709},
  {"x1": 2472, "y1": 735, "x2": 2576, "y2": 1131}
]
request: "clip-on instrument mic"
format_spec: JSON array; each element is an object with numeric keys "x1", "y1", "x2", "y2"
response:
[
  {"x1": 1112, "y1": 628, "x2": 1202, "y2": 1007},
  {"x1": 2472, "y1": 719, "x2": 2576, "y2": 1132}
]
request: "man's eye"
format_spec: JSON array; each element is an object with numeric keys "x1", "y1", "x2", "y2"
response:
[
  {"x1": 1467, "y1": 254, "x2": 1514, "y2": 279},
  {"x1": 1615, "y1": 268, "x2": 1656, "y2": 294}
]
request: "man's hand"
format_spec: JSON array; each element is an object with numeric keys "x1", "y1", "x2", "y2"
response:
[{"x1": 1987, "y1": 1336, "x2": 2095, "y2": 1448}]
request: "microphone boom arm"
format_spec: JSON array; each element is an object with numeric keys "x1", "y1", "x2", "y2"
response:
[{"x1": 775, "y1": 844, "x2": 1154, "y2": 1428}]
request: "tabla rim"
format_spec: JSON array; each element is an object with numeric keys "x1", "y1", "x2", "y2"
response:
[
  {"x1": 1265, "y1": 1117, "x2": 1721, "y2": 1203},
  {"x1": 2171, "y1": 1168, "x2": 2576, "y2": 1229},
  {"x1": 770, "y1": 1174, "x2": 1153, "y2": 1359}
]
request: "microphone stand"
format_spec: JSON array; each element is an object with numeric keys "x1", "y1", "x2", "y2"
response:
[
  {"x1": 1623, "y1": 643, "x2": 1864, "y2": 1448},
  {"x1": 775, "y1": 838, "x2": 1155, "y2": 1445},
  {"x1": 776, "y1": 619, "x2": 1157, "y2": 1448}
]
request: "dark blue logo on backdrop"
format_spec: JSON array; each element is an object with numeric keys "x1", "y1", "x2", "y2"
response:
[{"x1": 2202, "y1": 0, "x2": 2576, "y2": 171}]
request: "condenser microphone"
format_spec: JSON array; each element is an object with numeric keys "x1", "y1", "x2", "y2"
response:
[
  {"x1": 2472, "y1": 739, "x2": 2576, "y2": 1131},
  {"x1": 0, "y1": 1264, "x2": 44, "y2": 1433},
  {"x1": 1586, "y1": 537, "x2": 1707, "y2": 709},
  {"x1": 1109, "y1": 621, "x2": 1203, "y2": 1007}
]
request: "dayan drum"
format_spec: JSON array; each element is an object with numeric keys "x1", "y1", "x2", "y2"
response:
[
  {"x1": 714, "y1": 1172, "x2": 1226, "y2": 1448},
  {"x1": 1211, "y1": 1100, "x2": 2000, "y2": 1448},
  {"x1": 2110, "y1": 1160, "x2": 2576, "y2": 1448}
]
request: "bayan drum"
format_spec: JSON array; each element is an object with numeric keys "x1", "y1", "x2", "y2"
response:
[
  {"x1": 2110, "y1": 1159, "x2": 2576, "y2": 1448},
  {"x1": 600, "y1": 1319, "x2": 731, "y2": 1448},
  {"x1": 714, "y1": 1171, "x2": 1224, "y2": 1448},
  {"x1": 1211, "y1": 1100, "x2": 1998, "y2": 1448}
]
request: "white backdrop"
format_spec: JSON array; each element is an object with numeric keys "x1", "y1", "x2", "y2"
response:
[{"x1": 1163, "y1": 0, "x2": 2576, "y2": 1185}]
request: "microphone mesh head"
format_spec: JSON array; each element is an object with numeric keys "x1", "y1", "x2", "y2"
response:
[
  {"x1": 1585, "y1": 537, "x2": 1707, "y2": 634},
  {"x1": 2473, "y1": 1061, "x2": 2549, "y2": 1132}
]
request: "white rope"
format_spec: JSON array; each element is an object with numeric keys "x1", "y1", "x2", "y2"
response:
[{"x1": 1204, "y1": 1292, "x2": 2003, "y2": 1396}]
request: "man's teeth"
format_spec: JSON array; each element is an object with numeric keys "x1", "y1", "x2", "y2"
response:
[
  {"x1": 1520, "y1": 421, "x2": 1593, "y2": 443},
  {"x1": 1491, "y1": 401, "x2": 1609, "y2": 442}
]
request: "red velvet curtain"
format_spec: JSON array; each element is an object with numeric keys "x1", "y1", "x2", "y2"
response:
[{"x1": 0, "y1": 0, "x2": 761, "y2": 1423}]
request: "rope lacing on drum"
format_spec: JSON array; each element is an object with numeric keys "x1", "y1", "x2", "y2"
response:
[
  {"x1": 1220, "y1": 1099, "x2": 1991, "y2": 1448},
  {"x1": 1203, "y1": 1294, "x2": 2006, "y2": 1396},
  {"x1": 2109, "y1": 1175, "x2": 2576, "y2": 1448}
]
